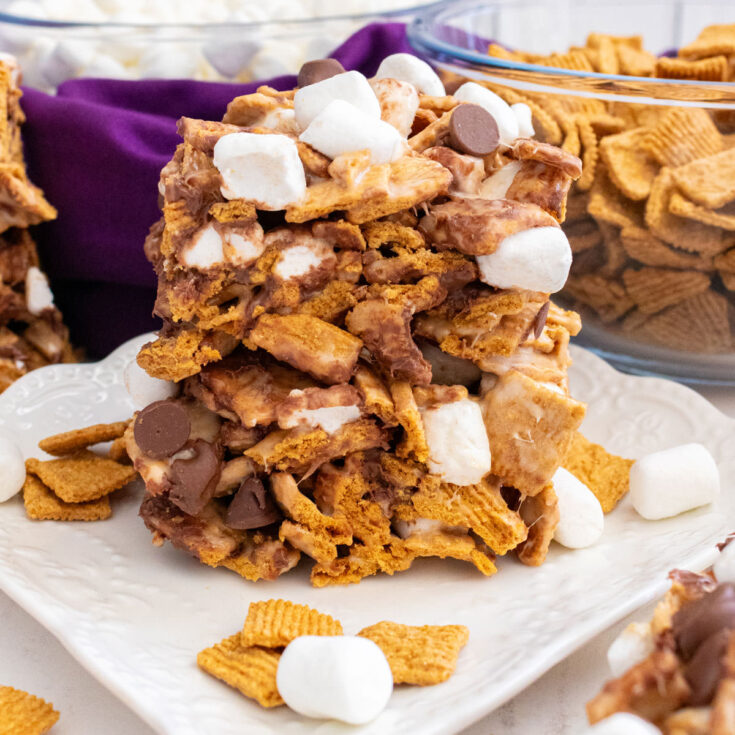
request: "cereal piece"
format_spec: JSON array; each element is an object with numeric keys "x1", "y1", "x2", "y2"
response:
[
  {"x1": 598, "y1": 222, "x2": 627, "y2": 276},
  {"x1": 240, "y1": 599, "x2": 343, "y2": 648},
  {"x1": 564, "y1": 274, "x2": 634, "y2": 323},
  {"x1": 23, "y1": 474, "x2": 111, "y2": 521},
  {"x1": 671, "y1": 148, "x2": 735, "y2": 210},
  {"x1": 565, "y1": 219, "x2": 602, "y2": 252},
  {"x1": 0, "y1": 686, "x2": 59, "y2": 734},
  {"x1": 197, "y1": 634, "x2": 284, "y2": 708},
  {"x1": 26, "y1": 452, "x2": 137, "y2": 503},
  {"x1": 38, "y1": 421, "x2": 129, "y2": 457},
  {"x1": 669, "y1": 192, "x2": 735, "y2": 231},
  {"x1": 622, "y1": 267, "x2": 711, "y2": 315},
  {"x1": 310, "y1": 542, "x2": 413, "y2": 587},
  {"x1": 588, "y1": 166, "x2": 645, "y2": 230},
  {"x1": 599, "y1": 127, "x2": 659, "y2": 201},
  {"x1": 655, "y1": 55, "x2": 729, "y2": 81},
  {"x1": 218, "y1": 535, "x2": 301, "y2": 582},
  {"x1": 679, "y1": 23, "x2": 735, "y2": 60},
  {"x1": 400, "y1": 525, "x2": 497, "y2": 576},
  {"x1": 357, "y1": 621, "x2": 469, "y2": 685},
  {"x1": 516, "y1": 484, "x2": 559, "y2": 567},
  {"x1": 642, "y1": 108, "x2": 723, "y2": 168},
  {"x1": 390, "y1": 381, "x2": 428, "y2": 462},
  {"x1": 616, "y1": 45, "x2": 657, "y2": 76},
  {"x1": 620, "y1": 226, "x2": 714, "y2": 271},
  {"x1": 576, "y1": 116, "x2": 599, "y2": 192},
  {"x1": 564, "y1": 433, "x2": 633, "y2": 513},
  {"x1": 108, "y1": 436, "x2": 131, "y2": 464}
]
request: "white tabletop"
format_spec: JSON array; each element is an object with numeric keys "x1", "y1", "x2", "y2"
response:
[{"x1": 2, "y1": 383, "x2": 733, "y2": 735}]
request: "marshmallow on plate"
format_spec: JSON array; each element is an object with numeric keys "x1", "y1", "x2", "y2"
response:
[
  {"x1": 511, "y1": 102, "x2": 535, "y2": 138},
  {"x1": 475, "y1": 226, "x2": 572, "y2": 293},
  {"x1": 276, "y1": 635, "x2": 393, "y2": 725},
  {"x1": 478, "y1": 160, "x2": 522, "y2": 200},
  {"x1": 124, "y1": 358, "x2": 178, "y2": 409},
  {"x1": 213, "y1": 133, "x2": 306, "y2": 210},
  {"x1": 421, "y1": 398, "x2": 492, "y2": 486},
  {"x1": 606, "y1": 622, "x2": 655, "y2": 678},
  {"x1": 373, "y1": 52, "x2": 445, "y2": 96},
  {"x1": 552, "y1": 467, "x2": 604, "y2": 549},
  {"x1": 714, "y1": 540, "x2": 735, "y2": 584},
  {"x1": 293, "y1": 70, "x2": 380, "y2": 129},
  {"x1": 583, "y1": 712, "x2": 661, "y2": 735},
  {"x1": 299, "y1": 99, "x2": 405, "y2": 165},
  {"x1": 25, "y1": 266, "x2": 54, "y2": 315},
  {"x1": 630, "y1": 443, "x2": 719, "y2": 520},
  {"x1": 0, "y1": 436, "x2": 25, "y2": 503},
  {"x1": 453, "y1": 82, "x2": 519, "y2": 147}
]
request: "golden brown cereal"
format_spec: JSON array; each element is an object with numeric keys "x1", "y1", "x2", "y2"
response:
[
  {"x1": 0, "y1": 686, "x2": 59, "y2": 735},
  {"x1": 197, "y1": 634, "x2": 283, "y2": 708},
  {"x1": 358, "y1": 621, "x2": 469, "y2": 685},
  {"x1": 655, "y1": 55, "x2": 729, "y2": 81},
  {"x1": 38, "y1": 421, "x2": 129, "y2": 457},
  {"x1": 23, "y1": 474, "x2": 111, "y2": 522},
  {"x1": 564, "y1": 274, "x2": 634, "y2": 323},
  {"x1": 576, "y1": 117, "x2": 599, "y2": 192},
  {"x1": 671, "y1": 148, "x2": 735, "y2": 210},
  {"x1": 620, "y1": 226, "x2": 714, "y2": 272},
  {"x1": 679, "y1": 23, "x2": 735, "y2": 60},
  {"x1": 622, "y1": 267, "x2": 711, "y2": 315},
  {"x1": 615, "y1": 44, "x2": 657, "y2": 76},
  {"x1": 107, "y1": 435, "x2": 131, "y2": 464},
  {"x1": 669, "y1": 193, "x2": 735, "y2": 232},
  {"x1": 642, "y1": 108, "x2": 723, "y2": 168},
  {"x1": 516, "y1": 484, "x2": 559, "y2": 567},
  {"x1": 588, "y1": 167, "x2": 645, "y2": 230},
  {"x1": 599, "y1": 127, "x2": 659, "y2": 201},
  {"x1": 25, "y1": 452, "x2": 137, "y2": 503},
  {"x1": 240, "y1": 599, "x2": 343, "y2": 648}
]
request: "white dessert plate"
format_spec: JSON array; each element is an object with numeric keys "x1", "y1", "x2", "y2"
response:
[{"x1": 0, "y1": 334, "x2": 732, "y2": 735}]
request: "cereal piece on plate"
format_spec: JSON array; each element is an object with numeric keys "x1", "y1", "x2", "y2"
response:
[
  {"x1": 0, "y1": 685, "x2": 59, "y2": 734},
  {"x1": 622, "y1": 267, "x2": 711, "y2": 315},
  {"x1": 23, "y1": 474, "x2": 111, "y2": 521},
  {"x1": 516, "y1": 483, "x2": 560, "y2": 566},
  {"x1": 655, "y1": 55, "x2": 729, "y2": 81},
  {"x1": 563, "y1": 433, "x2": 633, "y2": 513},
  {"x1": 240, "y1": 599, "x2": 343, "y2": 648},
  {"x1": 25, "y1": 451, "x2": 137, "y2": 503},
  {"x1": 670, "y1": 148, "x2": 735, "y2": 210},
  {"x1": 599, "y1": 127, "x2": 658, "y2": 201},
  {"x1": 357, "y1": 621, "x2": 469, "y2": 685},
  {"x1": 108, "y1": 435, "x2": 131, "y2": 464},
  {"x1": 669, "y1": 192, "x2": 735, "y2": 231},
  {"x1": 38, "y1": 421, "x2": 130, "y2": 457},
  {"x1": 310, "y1": 541, "x2": 414, "y2": 587},
  {"x1": 217, "y1": 534, "x2": 301, "y2": 583},
  {"x1": 197, "y1": 634, "x2": 284, "y2": 708},
  {"x1": 641, "y1": 108, "x2": 723, "y2": 168}
]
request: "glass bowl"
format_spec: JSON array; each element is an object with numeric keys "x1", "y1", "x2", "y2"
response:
[
  {"x1": 0, "y1": 0, "x2": 432, "y2": 89},
  {"x1": 409, "y1": 0, "x2": 735, "y2": 385}
]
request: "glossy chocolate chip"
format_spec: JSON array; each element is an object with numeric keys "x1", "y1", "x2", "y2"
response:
[
  {"x1": 297, "y1": 58, "x2": 345, "y2": 88},
  {"x1": 685, "y1": 628, "x2": 730, "y2": 706},
  {"x1": 133, "y1": 400, "x2": 190, "y2": 459},
  {"x1": 673, "y1": 583, "x2": 735, "y2": 660},
  {"x1": 169, "y1": 440, "x2": 221, "y2": 516},
  {"x1": 533, "y1": 301, "x2": 551, "y2": 339},
  {"x1": 226, "y1": 477, "x2": 282, "y2": 530},
  {"x1": 449, "y1": 103, "x2": 500, "y2": 157}
]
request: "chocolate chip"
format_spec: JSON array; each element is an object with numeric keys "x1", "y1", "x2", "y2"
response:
[
  {"x1": 685, "y1": 628, "x2": 730, "y2": 706},
  {"x1": 297, "y1": 58, "x2": 345, "y2": 88},
  {"x1": 169, "y1": 440, "x2": 221, "y2": 516},
  {"x1": 533, "y1": 301, "x2": 550, "y2": 339},
  {"x1": 226, "y1": 477, "x2": 282, "y2": 530},
  {"x1": 673, "y1": 583, "x2": 735, "y2": 660},
  {"x1": 133, "y1": 400, "x2": 190, "y2": 459},
  {"x1": 449, "y1": 104, "x2": 500, "y2": 157}
]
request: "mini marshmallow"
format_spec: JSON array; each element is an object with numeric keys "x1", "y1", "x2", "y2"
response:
[
  {"x1": 285, "y1": 404, "x2": 361, "y2": 435},
  {"x1": 422, "y1": 398, "x2": 492, "y2": 486},
  {"x1": 39, "y1": 40, "x2": 96, "y2": 88},
  {"x1": 453, "y1": 82, "x2": 519, "y2": 147},
  {"x1": 25, "y1": 266, "x2": 54, "y2": 315},
  {"x1": 275, "y1": 245, "x2": 324, "y2": 280},
  {"x1": 606, "y1": 622, "x2": 655, "y2": 678},
  {"x1": 123, "y1": 358, "x2": 178, "y2": 409},
  {"x1": 582, "y1": 713, "x2": 661, "y2": 735},
  {"x1": 630, "y1": 443, "x2": 719, "y2": 520},
  {"x1": 81, "y1": 54, "x2": 132, "y2": 80},
  {"x1": 0, "y1": 436, "x2": 25, "y2": 503},
  {"x1": 299, "y1": 99, "x2": 405, "y2": 165},
  {"x1": 393, "y1": 518, "x2": 447, "y2": 539},
  {"x1": 476, "y1": 226, "x2": 572, "y2": 293},
  {"x1": 293, "y1": 70, "x2": 380, "y2": 129},
  {"x1": 714, "y1": 541, "x2": 735, "y2": 584},
  {"x1": 277, "y1": 635, "x2": 393, "y2": 725},
  {"x1": 181, "y1": 225, "x2": 224, "y2": 269},
  {"x1": 552, "y1": 467, "x2": 604, "y2": 549},
  {"x1": 511, "y1": 102, "x2": 535, "y2": 138},
  {"x1": 223, "y1": 231, "x2": 264, "y2": 266},
  {"x1": 370, "y1": 77, "x2": 420, "y2": 137},
  {"x1": 213, "y1": 133, "x2": 306, "y2": 210},
  {"x1": 138, "y1": 46, "x2": 200, "y2": 80},
  {"x1": 373, "y1": 52, "x2": 445, "y2": 96},
  {"x1": 203, "y1": 39, "x2": 260, "y2": 79},
  {"x1": 478, "y1": 160, "x2": 522, "y2": 200}
]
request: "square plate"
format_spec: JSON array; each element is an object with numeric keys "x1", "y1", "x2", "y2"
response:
[{"x1": 0, "y1": 335, "x2": 732, "y2": 735}]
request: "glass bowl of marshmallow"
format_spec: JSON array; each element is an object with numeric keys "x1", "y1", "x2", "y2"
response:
[
  {"x1": 0, "y1": 0, "x2": 432, "y2": 89},
  {"x1": 409, "y1": 0, "x2": 735, "y2": 384}
]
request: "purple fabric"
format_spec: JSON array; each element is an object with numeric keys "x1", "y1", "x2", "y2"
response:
[{"x1": 20, "y1": 22, "x2": 413, "y2": 357}]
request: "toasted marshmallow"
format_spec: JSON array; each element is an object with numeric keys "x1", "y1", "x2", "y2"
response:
[
  {"x1": 123, "y1": 358, "x2": 178, "y2": 409},
  {"x1": 630, "y1": 443, "x2": 719, "y2": 520},
  {"x1": 257, "y1": 107, "x2": 299, "y2": 135},
  {"x1": 25, "y1": 266, "x2": 54, "y2": 315},
  {"x1": 422, "y1": 398, "x2": 492, "y2": 486},
  {"x1": 476, "y1": 226, "x2": 572, "y2": 293},
  {"x1": 453, "y1": 82, "x2": 519, "y2": 147},
  {"x1": 213, "y1": 132, "x2": 306, "y2": 210},
  {"x1": 583, "y1": 713, "x2": 661, "y2": 735},
  {"x1": 294, "y1": 70, "x2": 380, "y2": 129},
  {"x1": 299, "y1": 99, "x2": 405, "y2": 165},
  {"x1": 373, "y1": 52, "x2": 445, "y2": 97},
  {"x1": 607, "y1": 622, "x2": 655, "y2": 678},
  {"x1": 181, "y1": 224, "x2": 224, "y2": 269},
  {"x1": 275, "y1": 244, "x2": 325, "y2": 280},
  {"x1": 511, "y1": 102, "x2": 535, "y2": 138},
  {"x1": 0, "y1": 436, "x2": 25, "y2": 502},
  {"x1": 552, "y1": 467, "x2": 604, "y2": 549},
  {"x1": 714, "y1": 541, "x2": 735, "y2": 584},
  {"x1": 277, "y1": 636, "x2": 393, "y2": 725},
  {"x1": 370, "y1": 77, "x2": 420, "y2": 137},
  {"x1": 478, "y1": 160, "x2": 522, "y2": 200}
]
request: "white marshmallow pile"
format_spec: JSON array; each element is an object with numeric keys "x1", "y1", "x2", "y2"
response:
[
  {"x1": 606, "y1": 621, "x2": 655, "y2": 678},
  {"x1": 421, "y1": 398, "x2": 492, "y2": 487},
  {"x1": 582, "y1": 712, "x2": 662, "y2": 735},
  {"x1": 629, "y1": 443, "x2": 719, "y2": 520},
  {"x1": 276, "y1": 635, "x2": 393, "y2": 725},
  {"x1": 453, "y1": 82, "x2": 520, "y2": 147},
  {"x1": 25, "y1": 266, "x2": 55, "y2": 316},
  {"x1": 714, "y1": 540, "x2": 735, "y2": 584},
  {"x1": 552, "y1": 468, "x2": 605, "y2": 549},
  {"x1": 373, "y1": 53, "x2": 445, "y2": 96},
  {"x1": 123, "y1": 358, "x2": 177, "y2": 409},
  {"x1": 476, "y1": 227, "x2": 573, "y2": 294},
  {"x1": 0, "y1": 435, "x2": 25, "y2": 503}
]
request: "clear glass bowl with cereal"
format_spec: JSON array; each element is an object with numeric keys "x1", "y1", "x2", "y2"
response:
[{"x1": 409, "y1": 0, "x2": 735, "y2": 384}]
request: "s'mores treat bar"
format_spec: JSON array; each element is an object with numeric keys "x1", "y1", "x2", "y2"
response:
[
  {"x1": 0, "y1": 55, "x2": 74, "y2": 392},
  {"x1": 126, "y1": 53, "x2": 596, "y2": 587}
]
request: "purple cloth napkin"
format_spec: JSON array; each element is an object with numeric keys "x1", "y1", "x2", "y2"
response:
[{"x1": 20, "y1": 22, "x2": 413, "y2": 358}]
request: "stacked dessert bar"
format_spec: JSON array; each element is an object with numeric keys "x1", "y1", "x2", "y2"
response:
[
  {"x1": 0, "y1": 56, "x2": 74, "y2": 392},
  {"x1": 126, "y1": 55, "x2": 588, "y2": 586}
]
